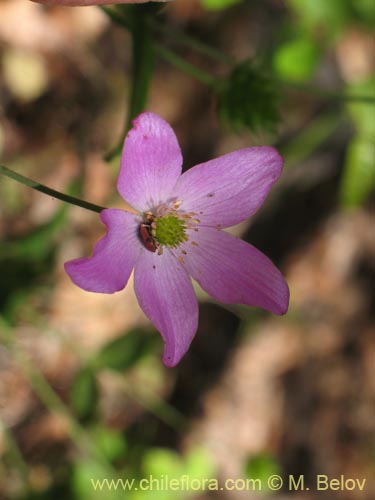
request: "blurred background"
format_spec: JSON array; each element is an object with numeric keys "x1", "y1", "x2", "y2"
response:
[{"x1": 0, "y1": 0, "x2": 374, "y2": 499}]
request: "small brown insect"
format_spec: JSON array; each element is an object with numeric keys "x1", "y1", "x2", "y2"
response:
[{"x1": 139, "y1": 223, "x2": 158, "y2": 253}]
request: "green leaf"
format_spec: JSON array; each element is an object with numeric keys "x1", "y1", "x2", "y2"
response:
[
  {"x1": 353, "y1": 0, "x2": 375, "y2": 26},
  {"x1": 0, "y1": 207, "x2": 66, "y2": 260},
  {"x1": 72, "y1": 460, "x2": 123, "y2": 500},
  {"x1": 273, "y1": 38, "x2": 320, "y2": 83},
  {"x1": 142, "y1": 448, "x2": 184, "y2": 478},
  {"x1": 92, "y1": 426, "x2": 127, "y2": 462},
  {"x1": 217, "y1": 60, "x2": 279, "y2": 133},
  {"x1": 95, "y1": 329, "x2": 155, "y2": 372},
  {"x1": 245, "y1": 454, "x2": 281, "y2": 487},
  {"x1": 70, "y1": 367, "x2": 98, "y2": 420},
  {"x1": 184, "y1": 447, "x2": 215, "y2": 480},
  {"x1": 127, "y1": 6, "x2": 155, "y2": 129},
  {"x1": 131, "y1": 447, "x2": 215, "y2": 500},
  {"x1": 0, "y1": 207, "x2": 67, "y2": 316},
  {"x1": 340, "y1": 136, "x2": 375, "y2": 208},
  {"x1": 281, "y1": 112, "x2": 340, "y2": 168},
  {"x1": 286, "y1": 0, "x2": 350, "y2": 37},
  {"x1": 200, "y1": 0, "x2": 241, "y2": 10},
  {"x1": 346, "y1": 78, "x2": 375, "y2": 138},
  {"x1": 341, "y1": 77, "x2": 375, "y2": 208}
]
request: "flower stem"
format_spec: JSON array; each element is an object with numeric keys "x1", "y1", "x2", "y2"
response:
[
  {"x1": 101, "y1": 7, "x2": 375, "y2": 105},
  {"x1": 100, "y1": 6, "x2": 217, "y2": 87},
  {"x1": 0, "y1": 320, "x2": 115, "y2": 474},
  {"x1": 127, "y1": 7, "x2": 155, "y2": 128},
  {"x1": 280, "y1": 80, "x2": 375, "y2": 104},
  {"x1": 105, "y1": 5, "x2": 155, "y2": 161},
  {"x1": 0, "y1": 165, "x2": 105, "y2": 213},
  {"x1": 155, "y1": 43, "x2": 217, "y2": 86},
  {"x1": 100, "y1": 5, "x2": 130, "y2": 29},
  {"x1": 0, "y1": 417, "x2": 29, "y2": 492},
  {"x1": 149, "y1": 18, "x2": 235, "y2": 65}
]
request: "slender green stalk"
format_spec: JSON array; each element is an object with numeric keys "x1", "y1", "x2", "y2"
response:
[
  {"x1": 105, "y1": 6, "x2": 155, "y2": 161},
  {"x1": 101, "y1": 6, "x2": 375, "y2": 105},
  {"x1": 0, "y1": 417, "x2": 29, "y2": 492},
  {"x1": 120, "y1": 377, "x2": 187, "y2": 431},
  {"x1": 280, "y1": 80, "x2": 375, "y2": 104},
  {"x1": 127, "y1": 8, "x2": 155, "y2": 129},
  {"x1": 0, "y1": 165, "x2": 140, "y2": 215},
  {"x1": 102, "y1": 6, "x2": 233, "y2": 66},
  {"x1": 155, "y1": 43, "x2": 217, "y2": 86},
  {"x1": 150, "y1": 18, "x2": 235, "y2": 65},
  {"x1": 0, "y1": 165, "x2": 105, "y2": 214},
  {"x1": 44, "y1": 325, "x2": 186, "y2": 432},
  {"x1": 100, "y1": 5, "x2": 130, "y2": 29},
  {"x1": 100, "y1": 6, "x2": 216, "y2": 87},
  {"x1": 0, "y1": 322, "x2": 114, "y2": 474},
  {"x1": 279, "y1": 111, "x2": 342, "y2": 168}
]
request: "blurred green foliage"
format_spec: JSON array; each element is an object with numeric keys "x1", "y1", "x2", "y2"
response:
[
  {"x1": 217, "y1": 61, "x2": 279, "y2": 132},
  {"x1": 72, "y1": 460, "x2": 123, "y2": 500},
  {"x1": 0, "y1": 208, "x2": 66, "y2": 319},
  {"x1": 129, "y1": 447, "x2": 215, "y2": 500},
  {"x1": 287, "y1": 0, "x2": 375, "y2": 33},
  {"x1": 340, "y1": 137, "x2": 375, "y2": 207},
  {"x1": 273, "y1": 37, "x2": 320, "y2": 83},
  {"x1": 92, "y1": 426, "x2": 127, "y2": 462},
  {"x1": 94, "y1": 329, "x2": 157, "y2": 372},
  {"x1": 70, "y1": 367, "x2": 99, "y2": 420},
  {"x1": 245, "y1": 454, "x2": 281, "y2": 491},
  {"x1": 200, "y1": 0, "x2": 241, "y2": 10},
  {"x1": 287, "y1": 0, "x2": 350, "y2": 37},
  {"x1": 340, "y1": 78, "x2": 375, "y2": 207}
]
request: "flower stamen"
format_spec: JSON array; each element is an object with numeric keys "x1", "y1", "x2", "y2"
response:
[{"x1": 139, "y1": 201, "x2": 201, "y2": 253}]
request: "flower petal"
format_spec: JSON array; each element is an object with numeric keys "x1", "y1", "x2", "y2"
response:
[
  {"x1": 175, "y1": 147, "x2": 283, "y2": 228},
  {"x1": 134, "y1": 249, "x2": 198, "y2": 367},
  {"x1": 118, "y1": 112, "x2": 183, "y2": 212},
  {"x1": 179, "y1": 227, "x2": 289, "y2": 315},
  {"x1": 65, "y1": 209, "x2": 140, "y2": 293}
]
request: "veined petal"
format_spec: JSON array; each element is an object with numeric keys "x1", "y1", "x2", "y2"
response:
[
  {"x1": 118, "y1": 112, "x2": 183, "y2": 212},
  {"x1": 134, "y1": 249, "x2": 198, "y2": 367},
  {"x1": 175, "y1": 147, "x2": 283, "y2": 228},
  {"x1": 179, "y1": 227, "x2": 289, "y2": 315},
  {"x1": 65, "y1": 209, "x2": 140, "y2": 293}
]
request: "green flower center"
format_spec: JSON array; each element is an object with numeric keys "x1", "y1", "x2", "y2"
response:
[{"x1": 154, "y1": 215, "x2": 187, "y2": 248}]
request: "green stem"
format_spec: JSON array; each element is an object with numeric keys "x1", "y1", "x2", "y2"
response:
[
  {"x1": 0, "y1": 417, "x2": 29, "y2": 492},
  {"x1": 100, "y1": 6, "x2": 217, "y2": 87},
  {"x1": 0, "y1": 165, "x2": 105, "y2": 213},
  {"x1": 150, "y1": 18, "x2": 235, "y2": 65},
  {"x1": 127, "y1": 8, "x2": 155, "y2": 129},
  {"x1": 101, "y1": 6, "x2": 375, "y2": 105},
  {"x1": 100, "y1": 5, "x2": 130, "y2": 29},
  {"x1": 42, "y1": 324, "x2": 186, "y2": 432},
  {"x1": 105, "y1": 6, "x2": 155, "y2": 161},
  {"x1": 280, "y1": 80, "x2": 375, "y2": 104},
  {"x1": 155, "y1": 43, "x2": 217, "y2": 86},
  {"x1": 0, "y1": 321, "x2": 114, "y2": 474},
  {"x1": 102, "y1": 6, "x2": 233, "y2": 66},
  {"x1": 120, "y1": 377, "x2": 187, "y2": 431}
]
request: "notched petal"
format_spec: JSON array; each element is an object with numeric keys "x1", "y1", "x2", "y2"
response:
[
  {"x1": 65, "y1": 209, "x2": 140, "y2": 294},
  {"x1": 134, "y1": 249, "x2": 198, "y2": 367},
  {"x1": 118, "y1": 112, "x2": 183, "y2": 212}
]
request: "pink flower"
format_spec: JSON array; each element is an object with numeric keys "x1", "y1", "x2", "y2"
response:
[
  {"x1": 65, "y1": 112, "x2": 289, "y2": 367},
  {"x1": 31, "y1": 1, "x2": 172, "y2": 6}
]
